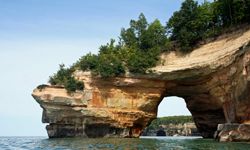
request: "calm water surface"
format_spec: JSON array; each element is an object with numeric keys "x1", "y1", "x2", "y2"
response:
[{"x1": 0, "y1": 136, "x2": 249, "y2": 150}]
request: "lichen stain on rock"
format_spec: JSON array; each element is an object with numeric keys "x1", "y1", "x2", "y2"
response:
[{"x1": 32, "y1": 28, "x2": 250, "y2": 141}]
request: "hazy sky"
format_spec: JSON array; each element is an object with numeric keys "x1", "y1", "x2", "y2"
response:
[{"x1": 0, "y1": 0, "x2": 211, "y2": 136}]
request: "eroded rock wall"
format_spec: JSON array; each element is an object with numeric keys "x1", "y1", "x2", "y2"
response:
[
  {"x1": 33, "y1": 77, "x2": 166, "y2": 138},
  {"x1": 32, "y1": 28, "x2": 250, "y2": 140}
]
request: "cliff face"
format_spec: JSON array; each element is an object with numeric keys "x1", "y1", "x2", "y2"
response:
[
  {"x1": 142, "y1": 123, "x2": 200, "y2": 137},
  {"x1": 32, "y1": 28, "x2": 250, "y2": 141}
]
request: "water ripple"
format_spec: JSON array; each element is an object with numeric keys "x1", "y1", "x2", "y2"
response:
[{"x1": 0, "y1": 136, "x2": 249, "y2": 150}]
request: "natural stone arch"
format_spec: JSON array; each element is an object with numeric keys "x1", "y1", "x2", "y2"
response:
[
  {"x1": 32, "y1": 29, "x2": 250, "y2": 141},
  {"x1": 151, "y1": 95, "x2": 224, "y2": 138}
]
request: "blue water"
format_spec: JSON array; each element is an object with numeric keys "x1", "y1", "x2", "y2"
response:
[{"x1": 0, "y1": 136, "x2": 249, "y2": 150}]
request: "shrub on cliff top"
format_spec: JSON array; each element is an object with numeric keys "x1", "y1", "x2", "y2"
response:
[
  {"x1": 49, "y1": 64, "x2": 84, "y2": 93},
  {"x1": 72, "y1": 13, "x2": 168, "y2": 76},
  {"x1": 167, "y1": 0, "x2": 250, "y2": 52},
  {"x1": 74, "y1": 53, "x2": 98, "y2": 71},
  {"x1": 49, "y1": 0, "x2": 250, "y2": 92}
]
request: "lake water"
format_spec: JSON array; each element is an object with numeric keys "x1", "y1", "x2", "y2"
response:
[{"x1": 0, "y1": 136, "x2": 249, "y2": 150}]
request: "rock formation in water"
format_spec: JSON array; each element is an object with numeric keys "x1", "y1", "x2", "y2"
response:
[
  {"x1": 142, "y1": 122, "x2": 200, "y2": 137},
  {"x1": 32, "y1": 28, "x2": 250, "y2": 141}
]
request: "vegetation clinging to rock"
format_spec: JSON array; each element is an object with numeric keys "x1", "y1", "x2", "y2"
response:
[
  {"x1": 49, "y1": 64, "x2": 84, "y2": 93},
  {"x1": 167, "y1": 0, "x2": 250, "y2": 52},
  {"x1": 72, "y1": 13, "x2": 168, "y2": 76},
  {"x1": 49, "y1": 0, "x2": 250, "y2": 92}
]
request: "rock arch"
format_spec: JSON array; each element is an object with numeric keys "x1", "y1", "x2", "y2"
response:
[{"x1": 32, "y1": 29, "x2": 250, "y2": 141}]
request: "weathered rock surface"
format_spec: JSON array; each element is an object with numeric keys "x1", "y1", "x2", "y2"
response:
[
  {"x1": 142, "y1": 123, "x2": 200, "y2": 137},
  {"x1": 215, "y1": 123, "x2": 250, "y2": 142},
  {"x1": 32, "y1": 28, "x2": 250, "y2": 140}
]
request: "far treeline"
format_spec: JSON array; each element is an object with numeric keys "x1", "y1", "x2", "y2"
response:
[
  {"x1": 147, "y1": 116, "x2": 194, "y2": 131},
  {"x1": 47, "y1": 0, "x2": 250, "y2": 92}
]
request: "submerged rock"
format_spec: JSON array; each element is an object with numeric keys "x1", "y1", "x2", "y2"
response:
[{"x1": 33, "y1": 28, "x2": 250, "y2": 141}]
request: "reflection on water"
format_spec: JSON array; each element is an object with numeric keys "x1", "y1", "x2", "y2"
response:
[{"x1": 0, "y1": 136, "x2": 249, "y2": 150}]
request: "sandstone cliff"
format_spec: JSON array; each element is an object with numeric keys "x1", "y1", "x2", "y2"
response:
[{"x1": 32, "y1": 28, "x2": 250, "y2": 141}]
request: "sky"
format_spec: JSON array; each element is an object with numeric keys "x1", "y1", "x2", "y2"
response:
[{"x1": 0, "y1": 0, "x2": 211, "y2": 136}]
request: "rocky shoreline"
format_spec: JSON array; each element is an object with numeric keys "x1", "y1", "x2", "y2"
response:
[{"x1": 142, "y1": 122, "x2": 200, "y2": 137}]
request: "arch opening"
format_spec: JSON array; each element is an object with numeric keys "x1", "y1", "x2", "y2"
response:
[
  {"x1": 157, "y1": 96, "x2": 191, "y2": 117},
  {"x1": 141, "y1": 96, "x2": 201, "y2": 137}
]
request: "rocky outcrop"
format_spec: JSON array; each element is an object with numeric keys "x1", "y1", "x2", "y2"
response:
[
  {"x1": 142, "y1": 123, "x2": 200, "y2": 136},
  {"x1": 32, "y1": 28, "x2": 250, "y2": 141},
  {"x1": 215, "y1": 124, "x2": 250, "y2": 142}
]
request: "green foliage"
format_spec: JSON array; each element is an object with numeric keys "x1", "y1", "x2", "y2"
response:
[
  {"x1": 49, "y1": 64, "x2": 84, "y2": 93},
  {"x1": 121, "y1": 13, "x2": 168, "y2": 51},
  {"x1": 73, "y1": 13, "x2": 167, "y2": 76},
  {"x1": 167, "y1": 0, "x2": 250, "y2": 52},
  {"x1": 120, "y1": 13, "x2": 148, "y2": 49},
  {"x1": 148, "y1": 116, "x2": 193, "y2": 130},
  {"x1": 167, "y1": 0, "x2": 198, "y2": 51},
  {"x1": 49, "y1": 0, "x2": 250, "y2": 90},
  {"x1": 49, "y1": 64, "x2": 72, "y2": 86},
  {"x1": 127, "y1": 47, "x2": 160, "y2": 74},
  {"x1": 167, "y1": 0, "x2": 215, "y2": 52},
  {"x1": 74, "y1": 39, "x2": 126, "y2": 77},
  {"x1": 97, "y1": 43, "x2": 125, "y2": 77},
  {"x1": 64, "y1": 77, "x2": 84, "y2": 93},
  {"x1": 213, "y1": 0, "x2": 250, "y2": 26},
  {"x1": 75, "y1": 53, "x2": 98, "y2": 71},
  {"x1": 196, "y1": 1, "x2": 217, "y2": 39},
  {"x1": 120, "y1": 14, "x2": 167, "y2": 73},
  {"x1": 142, "y1": 19, "x2": 168, "y2": 50}
]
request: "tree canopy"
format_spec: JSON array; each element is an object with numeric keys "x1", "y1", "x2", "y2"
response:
[
  {"x1": 147, "y1": 116, "x2": 193, "y2": 130},
  {"x1": 49, "y1": 0, "x2": 250, "y2": 92},
  {"x1": 167, "y1": 0, "x2": 250, "y2": 51}
]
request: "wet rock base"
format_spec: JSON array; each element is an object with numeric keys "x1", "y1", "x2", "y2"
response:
[
  {"x1": 46, "y1": 124, "x2": 131, "y2": 138},
  {"x1": 215, "y1": 123, "x2": 250, "y2": 142}
]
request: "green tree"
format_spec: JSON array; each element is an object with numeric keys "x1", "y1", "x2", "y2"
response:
[
  {"x1": 167, "y1": 0, "x2": 220, "y2": 52},
  {"x1": 167, "y1": 0, "x2": 200, "y2": 51},
  {"x1": 214, "y1": 0, "x2": 249, "y2": 26},
  {"x1": 120, "y1": 13, "x2": 148, "y2": 49},
  {"x1": 49, "y1": 64, "x2": 72, "y2": 86},
  {"x1": 65, "y1": 77, "x2": 84, "y2": 92},
  {"x1": 74, "y1": 53, "x2": 98, "y2": 71},
  {"x1": 232, "y1": 0, "x2": 247, "y2": 23},
  {"x1": 49, "y1": 64, "x2": 84, "y2": 93},
  {"x1": 215, "y1": 0, "x2": 233, "y2": 26},
  {"x1": 196, "y1": 1, "x2": 215, "y2": 39},
  {"x1": 141, "y1": 19, "x2": 167, "y2": 50},
  {"x1": 127, "y1": 47, "x2": 160, "y2": 74},
  {"x1": 49, "y1": 0, "x2": 250, "y2": 92},
  {"x1": 246, "y1": 0, "x2": 250, "y2": 22},
  {"x1": 130, "y1": 13, "x2": 148, "y2": 40},
  {"x1": 120, "y1": 14, "x2": 168, "y2": 73},
  {"x1": 97, "y1": 53, "x2": 125, "y2": 78},
  {"x1": 120, "y1": 28, "x2": 137, "y2": 48},
  {"x1": 97, "y1": 39, "x2": 125, "y2": 77}
]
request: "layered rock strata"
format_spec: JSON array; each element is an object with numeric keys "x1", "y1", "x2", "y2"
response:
[{"x1": 32, "y1": 28, "x2": 250, "y2": 141}]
